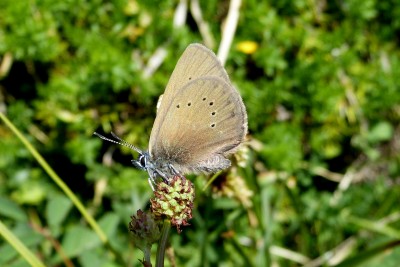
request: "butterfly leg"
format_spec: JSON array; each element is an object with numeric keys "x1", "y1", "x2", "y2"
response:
[
  {"x1": 148, "y1": 177, "x2": 155, "y2": 191},
  {"x1": 168, "y1": 164, "x2": 182, "y2": 177},
  {"x1": 155, "y1": 169, "x2": 170, "y2": 183},
  {"x1": 147, "y1": 166, "x2": 178, "y2": 189}
]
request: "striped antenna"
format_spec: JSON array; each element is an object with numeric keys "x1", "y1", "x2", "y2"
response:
[{"x1": 93, "y1": 132, "x2": 143, "y2": 154}]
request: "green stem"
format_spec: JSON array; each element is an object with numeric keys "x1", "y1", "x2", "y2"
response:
[
  {"x1": 143, "y1": 247, "x2": 152, "y2": 266},
  {"x1": 155, "y1": 219, "x2": 171, "y2": 267},
  {"x1": 202, "y1": 172, "x2": 221, "y2": 191},
  {"x1": 0, "y1": 220, "x2": 46, "y2": 267}
]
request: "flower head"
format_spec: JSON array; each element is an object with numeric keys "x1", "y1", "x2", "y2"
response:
[
  {"x1": 129, "y1": 209, "x2": 162, "y2": 254},
  {"x1": 150, "y1": 175, "x2": 195, "y2": 233}
]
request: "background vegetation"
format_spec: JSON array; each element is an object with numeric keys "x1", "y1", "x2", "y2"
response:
[{"x1": 1, "y1": 0, "x2": 400, "y2": 266}]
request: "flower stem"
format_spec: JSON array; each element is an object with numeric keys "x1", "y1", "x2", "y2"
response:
[
  {"x1": 155, "y1": 219, "x2": 171, "y2": 267},
  {"x1": 143, "y1": 247, "x2": 151, "y2": 266}
]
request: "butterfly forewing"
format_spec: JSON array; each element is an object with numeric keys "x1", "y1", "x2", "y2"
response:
[
  {"x1": 149, "y1": 44, "x2": 230, "y2": 152},
  {"x1": 149, "y1": 77, "x2": 247, "y2": 174}
]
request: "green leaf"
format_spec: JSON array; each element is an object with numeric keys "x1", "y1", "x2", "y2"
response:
[
  {"x1": 61, "y1": 225, "x2": 101, "y2": 259},
  {"x1": 367, "y1": 121, "x2": 394, "y2": 143},
  {"x1": 45, "y1": 194, "x2": 73, "y2": 227},
  {"x1": 98, "y1": 213, "x2": 120, "y2": 238},
  {"x1": 0, "y1": 197, "x2": 27, "y2": 221}
]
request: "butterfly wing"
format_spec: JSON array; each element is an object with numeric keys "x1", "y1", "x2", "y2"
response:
[
  {"x1": 149, "y1": 76, "x2": 247, "y2": 174},
  {"x1": 149, "y1": 44, "x2": 230, "y2": 150}
]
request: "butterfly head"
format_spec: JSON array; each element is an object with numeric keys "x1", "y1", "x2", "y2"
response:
[
  {"x1": 131, "y1": 151, "x2": 149, "y2": 170},
  {"x1": 132, "y1": 151, "x2": 177, "y2": 186}
]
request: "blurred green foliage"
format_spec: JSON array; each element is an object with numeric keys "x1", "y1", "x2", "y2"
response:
[{"x1": 1, "y1": 0, "x2": 400, "y2": 266}]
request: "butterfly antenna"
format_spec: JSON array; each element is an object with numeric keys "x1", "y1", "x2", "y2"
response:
[{"x1": 93, "y1": 132, "x2": 143, "y2": 154}]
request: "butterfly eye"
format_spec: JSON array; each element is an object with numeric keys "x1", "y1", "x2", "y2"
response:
[{"x1": 139, "y1": 155, "x2": 146, "y2": 167}]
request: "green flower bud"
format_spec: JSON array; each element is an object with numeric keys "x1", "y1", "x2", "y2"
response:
[{"x1": 129, "y1": 209, "x2": 162, "y2": 254}]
